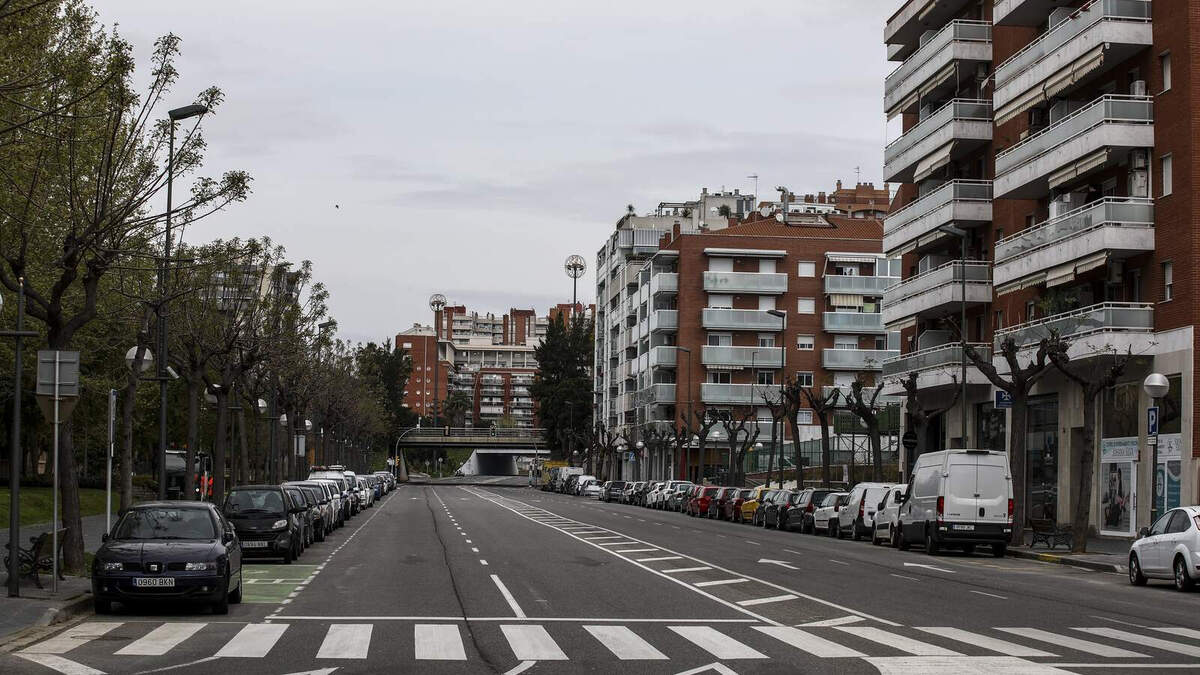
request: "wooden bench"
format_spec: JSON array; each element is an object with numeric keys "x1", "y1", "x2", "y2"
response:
[
  {"x1": 4, "y1": 528, "x2": 68, "y2": 589},
  {"x1": 1028, "y1": 519, "x2": 1073, "y2": 550}
]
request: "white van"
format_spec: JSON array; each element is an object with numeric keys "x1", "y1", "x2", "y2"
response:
[
  {"x1": 836, "y1": 482, "x2": 896, "y2": 540},
  {"x1": 896, "y1": 449, "x2": 1013, "y2": 557}
]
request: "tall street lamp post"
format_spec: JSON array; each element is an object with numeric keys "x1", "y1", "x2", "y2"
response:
[
  {"x1": 937, "y1": 224, "x2": 969, "y2": 448},
  {"x1": 429, "y1": 294, "x2": 446, "y2": 427},
  {"x1": 564, "y1": 255, "x2": 586, "y2": 314},
  {"x1": 1144, "y1": 372, "x2": 1169, "y2": 527},
  {"x1": 4, "y1": 281, "x2": 38, "y2": 598},
  {"x1": 767, "y1": 309, "x2": 787, "y2": 487}
]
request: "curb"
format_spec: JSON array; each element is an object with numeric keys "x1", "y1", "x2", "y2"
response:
[
  {"x1": 1007, "y1": 547, "x2": 1126, "y2": 574},
  {"x1": 35, "y1": 592, "x2": 93, "y2": 627}
]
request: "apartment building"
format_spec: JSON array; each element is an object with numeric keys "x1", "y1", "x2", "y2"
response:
[
  {"x1": 595, "y1": 200, "x2": 897, "y2": 483},
  {"x1": 760, "y1": 182, "x2": 894, "y2": 219},
  {"x1": 881, "y1": 0, "x2": 1190, "y2": 537}
]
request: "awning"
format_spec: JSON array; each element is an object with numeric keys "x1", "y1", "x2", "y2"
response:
[
  {"x1": 1049, "y1": 148, "x2": 1109, "y2": 190},
  {"x1": 1075, "y1": 250, "x2": 1109, "y2": 275},
  {"x1": 995, "y1": 272, "x2": 1047, "y2": 296},
  {"x1": 913, "y1": 142, "x2": 955, "y2": 182},
  {"x1": 1045, "y1": 261, "x2": 1077, "y2": 288},
  {"x1": 1045, "y1": 45, "x2": 1105, "y2": 100},
  {"x1": 886, "y1": 316, "x2": 917, "y2": 332},
  {"x1": 995, "y1": 86, "x2": 1046, "y2": 127},
  {"x1": 919, "y1": 62, "x2": 957, "y2": 99},
  {"x1": 830, "y1": 294, "x2": 864, "y2": 307},
  {"x1": 826, "y1": 252, "x2": 882, "y2": 264}
]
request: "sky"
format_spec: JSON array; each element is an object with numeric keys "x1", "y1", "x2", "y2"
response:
[{"x1": 102, "y1": 0, "x2": 897, "y2": 344}]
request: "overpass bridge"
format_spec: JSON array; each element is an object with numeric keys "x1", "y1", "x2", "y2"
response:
[{"x1": 396, "y1": 427, "x2": 548, "y2": 477}]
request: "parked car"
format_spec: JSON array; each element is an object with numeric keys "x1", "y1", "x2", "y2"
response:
[
  {"x1": 308, "y1": 468, "x2": 352, "y2": 521},
  {"x1": 601, "y1": 480, "x2": 627, "y2": 502},
  {"x1": 93, "y1": 501, "x2": 243, "y2": 615},
  {"x1": 762, "y1": 490, "x2": 799, "y2": 530},
  {"x1": 635, "y1": 481, "x2": 661, "y2": 506},
  {"x1": 750, "y1": 489, "x2": 781, "y2": 526},
  {"x1": 873, "y1": 484, "x2": 908, "y2": 546},
  {"x1": 580, "y1": 479, "x2": 602, "y2": 498},
  {"x1": 739, "y1": 487, "x2": 770, "y2": 523},
  {"x1": 310, "y1": 478, "x2": 345, "y2": 528},
  {"x1": 282, "y1": 484, "x2": 316, "y2": 548},
  {"x1": 895, "y1": 449, "x2": 1013, "y2": 556},
  {"x1": 812, "y1": 492, "x2": 849, "y2": 536},
  {"x1": 1129, "y1": 506, "x2": 1200, "y2": 590},
  {"x1": 650, "y1": 481, "x2": 690, "y2": 508},
  {"x1": 837, "y1": 482, "x2": 896, "y2": 540},
  {"x1": 294, "y1": 481, "x2": 332, "y2": 539},
  {"x1": 785, "y1": 488, "x2": 833, "y2": 533},
  {"x1": 709, "y1": 487, "x2": 738, "y2": 519},
  {"x1": 723, "y1": 488, "x2": 753, "y2": 522},
  {"x1": 223, "y1": 485, "x2": 305, "y2": 563},
  {"x1": 666, "y1": 484, "x2": 693, "y2": 512},
  {"x1": 688, "y1": 486, "x2": 720, "y2": 517}
]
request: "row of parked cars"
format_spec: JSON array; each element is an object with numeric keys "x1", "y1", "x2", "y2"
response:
[{"x1": 92, "y1": 467, "x2": 398, "y2": 614}]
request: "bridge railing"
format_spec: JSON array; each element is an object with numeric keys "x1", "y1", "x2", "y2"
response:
[{"x1": 398, "y1": 427, "x2": 546, "y2": 442}]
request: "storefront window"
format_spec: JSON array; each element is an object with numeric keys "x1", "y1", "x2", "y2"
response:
[
  {"x1": 976, "y1": 402, "x2": 1006, "y2": 452},
  {"x1": 1100, "y1": 382, "x2": 1139, "y2": 535},
  {"x1": 1026, "y1": 396, "x2": 1058, "y2": 522},
  {"x1": 1156, "y1": 374, "x2": 1184, "y2": 513}
]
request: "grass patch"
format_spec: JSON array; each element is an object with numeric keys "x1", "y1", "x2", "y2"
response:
[{"x1": 0, "y1": 487, "x2": 111, "y2": 527}]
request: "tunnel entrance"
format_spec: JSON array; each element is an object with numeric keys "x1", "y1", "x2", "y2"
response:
[{"x1": 457, "y1": 448, "x2": 548, "y2": 476}]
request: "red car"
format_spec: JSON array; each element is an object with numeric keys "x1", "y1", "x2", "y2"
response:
[
  {"x1": 722, "y1": 488, "x2": 752, "y2": 521},
  {"x1": 708, "y1": 487, "x2": 737, "y2": 519},
  {"x1": 688, "y1": 486, "x2": 720, "y2": 517}
]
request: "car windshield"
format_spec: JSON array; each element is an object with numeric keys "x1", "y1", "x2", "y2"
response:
[
  {"x1": 113, "y1": 508, "x2": 215, "y2": 540},
  {"x1": 225, "y1": 489, "x2": 285, "y2": 515}
]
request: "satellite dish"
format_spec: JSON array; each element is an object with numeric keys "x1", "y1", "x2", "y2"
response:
[
  {"x1": 775, "y1": 212, "x2": 785, "y2": 223},
  {"x1": 758, "y1": 205, "x2": 771, "y2": 217}
]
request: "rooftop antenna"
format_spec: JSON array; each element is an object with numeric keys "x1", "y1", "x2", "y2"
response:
[
  {"x1": 854, "y1": 166, "x2": 861, "y2": 184},
  {"x1": 747, "y1": 174, "x2": 759, "y2": 201}
]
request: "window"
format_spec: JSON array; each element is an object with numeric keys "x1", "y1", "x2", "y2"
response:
[
  {"x1": 796, "y1": 334, "x2": 815, "y2": 350},
  {"x1": 1162, "y1": 154, "x2": 1173, "y2": 196},
  {"x1": 834, "y1": 336, "x2": 857, "y2": 350},
  {"x1": 797, "y1": 297, "x2": 816, "y2": 314},
  {"x1": 1163, "y1": 261, "x2": 1174, "y2": 301},
  {"x1": 707, "y1": 333, "x2": 732, "y2": 346},
  {"x1": 1025, "y1": 300, "x2": 1036, "y2": 322},
  {"x1": 1161, "y1": 51, "x2": 1172, "y2": 92},
  {"x1": 756, "y1": 371, "x2": 775, "y2": 386},
  {"x1": 402, "y1": 342, "x2": 413, "y2": 349},
  {"x1": 708, "y1": 293, "x2": 733, "y2": 309},
  {"x1": 757, "y1": 334, "x2": 776, "y2": 348},
  {"x1": 707, "y1": 371, "x2": 731, "y2": 384},
  {"x1": 1131, "y1": 269, "x2": 1142, "y2": 302},
  {"x1": 759, "y1": 259, "x2": 776, "y2": 273},
  {"x1": 994, "y1": 310, "x2": 1004, "y2": 330},
  {"x1": 758, "y1": 295, "x2": 776, "y2": 310},
  {"x1": 796, "y1": 371, "x2": 814, "y2": 387},
  {"x1": 797, "y1": 261, "x2": 816, "y2": 277},
  {"x1": 796, "y1": 410, "x2": 814, "y2": 425}
]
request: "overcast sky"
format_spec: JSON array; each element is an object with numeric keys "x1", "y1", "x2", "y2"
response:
[{"x1": 104, "y1": 0, "x2": 896, "y2": 344}]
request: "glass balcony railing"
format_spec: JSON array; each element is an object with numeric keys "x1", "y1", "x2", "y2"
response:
[
  {"x1": 884, "y1": 99, "x2": 992, "y2": 168},
  {"x1": 702, "y1": 271, "x2": 788, "y2": 294},
  {"x1": 648, "y1": 346, "x2": 678, "y2": 368},
  {"x1": 701, "y1": 346, "x2": 783, "y2": 368},
  {"x1": 882, "y1": 343, "x2": 990, "y2": 377},
  {"x1": 650, "y1": 273, "x2": 678, "y2": 295},
  {"x1": 884, "y1": 260, "x2": 992, "y2": 305},
  {"x1": 884, "y1": 180, "x2": 993, "y2": 237},
  {"x1": 649, "y1": 309, "x2": 678, "y2": 332},
  {"x1": 995, "y1": 95, "x2": 1153, "y2": 177},
  {"x1": 822, "y1": 349, "x2": 899, "y2": 370},
  {"x1": 701, "y1": 308, "x2": 786, "y2": 331},
  {"x1": 635, "y1": 384, "x2": 676, "y2": 406},
  {"x1": 994, "y1": 197, "x2": 1154, "y2": 264},
  {"x1": 824, "y1": 275, "x2": 899, "y2": 296},
  {"x1": 884, "y1": 20, "x2": 992, "y2": 106},
  {"x1": 994, "y1": 302, "x2": 1153, "y2": 348},
  {"x1": 700, "y1": 383, "x2": 783, "y2": 405},
  {"x1": 823, "y1": 312, "x2": 885, "y2": 333}
]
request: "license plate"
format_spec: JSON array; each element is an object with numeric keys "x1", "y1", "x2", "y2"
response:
[
  {"x1": 952, "y1": 524, "x2": 975, "y2": 531},
  {"x1": 243, "y1": 540, "x2": 269, "y2": 548},
  {"x1": 134, "y1": 577, "x2": 175, "y2": 587}
]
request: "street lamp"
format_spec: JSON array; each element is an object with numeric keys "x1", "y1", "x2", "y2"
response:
[
  {"x1": 675, "y1": 346, "x2": 692, "y2": 480},
  {"x1": 429, "y1": 294, "x2": 447, "y2": 427},
  {"x1": 564, "y1": 255, "x2": 587, "y2": 313},
  {"x1": 1144, "y1": 372, "x2": 1169, "y2": 526},
  {"x1": 3, "y1": 281, "x2": 37, "y2": 598},
  {"x1": 635, "y1": 440, "x2": 645, "y2": 481},
  {"x1": 767, "y1": 309, "x2": 787, "y2": 487},
  {"x1": 938, "y1": 224, "x2": 969, "y2": 449},
  {"x1": 158, "y1": 103, "x2": 210, "y2": 500}
]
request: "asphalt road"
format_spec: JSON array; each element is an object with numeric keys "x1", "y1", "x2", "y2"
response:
[{"x1": 6, "y1": 483, "x2": 1200, "y2": 674}]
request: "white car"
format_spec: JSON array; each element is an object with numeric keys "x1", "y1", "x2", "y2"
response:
[
  {"x1": 872, "y1": 484, "x2": 908, "y2": 546},
  {"x1": 812, "y1": 492, "x2": 848, "y2": 536},
  {"x1": 580, "y1": 479, "x2": 602, "y2": 498},
  {"x1": 1129, "y1": 505, "x2": 1200, "y2": 591},
  {"x1": 650, "y1": 480, "x2": 691, "y2": 509},
  {"x1": 837, "y1": 482, "x2": 896, "y2": 541},
  {"x1": 573, "y1": 475, "x2": 597, "y2": 496}
]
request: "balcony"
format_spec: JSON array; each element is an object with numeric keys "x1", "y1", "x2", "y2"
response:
[
  {"x1": 702, "y1": 271, "x2": 788, "y2": 294},
  {"x1": 885, "y1": 0, "x2": 981, "y2": 61},
  {"x1": 701, "y1": 346, "x2": 783, "y2": 368},
  {"x1": 883, "y1": 180, "x2": 992, "y2": 256},
  {"x1": 649, "y1": 309, "x2": 678, "y2": 333},
  {"x1": 994, "y1": 95, "x2": 1153, "y2": 199},
  {"x1": 994, "y1": 198, "x2": 1154, "y2": 289},
  {"x1": 885, "y1": 20, "x2": 992, "y2": 117},
  {"x1": 883, "y1": 99, "x2": 992, "y2": 184},
  {"x1": 701, "y1": 309, "x2": 786, "y2": 331},
  {"x1": 823, "y1": 312, "x2": 886, "y2": 334},
  {"x1": 822, "y1": 349, "x2": 899, "y2": 371},
  {"x1": 635, "y1": 384, "x2": 676, "y2": 407},
  {"x1": 650, "y1": 272, "x2": 678, "y2": 296},
  {"x1": 882, "y1": 260, "x2": 993, "y2": 326},
  {"x1": 824, "y1": 275, "x2": 899, "y2": 296},
  {"x1": 700, "y1": 383, "x2": 782, "y2": 405},
  {"x1": 881, "y1": 342, "x2": 993, "y2": 395},
  {"x1": 995, "y1": 0, "x2": 1152, "y2": 116},
  {"x1": 648, "y1": 346, "x2": 678, "y2": 369},
  {"x1": 994, "y1": 302, "x2": 1153, "y2": 354}
]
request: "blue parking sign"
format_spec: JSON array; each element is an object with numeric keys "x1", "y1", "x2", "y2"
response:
[{"x1": 1148, "y1": 406, "x2": 1159, "y2": 437}]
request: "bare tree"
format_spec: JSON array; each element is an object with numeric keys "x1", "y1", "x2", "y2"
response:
[
  {"x1": 721, "y1": 411, "x2": 762, "y2": 486},
  {"x1": 784, "y1": 379, "x2": 840, "y2": 487},
  {"x1": 687, "y1": 409, "x2": 720, "y2": 483},
  {"x1": 841, "y1": 377, "x2": 888, "y2": 481},
  {"x1": 759, "y1": 390, "x2": 788, "y2": 488}
]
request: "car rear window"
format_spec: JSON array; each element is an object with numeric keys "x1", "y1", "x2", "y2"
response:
[
  {"x1": 739, "y1": 490, "x2": 752, "y2": 499},
  {"x1": 703, "y1": 487, "x2": 718, "y2": 496}
]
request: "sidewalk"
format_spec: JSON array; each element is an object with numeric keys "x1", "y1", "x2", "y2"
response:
[
  {"x1": 0, "y1": 513, "x2": 111, "y2": 556},
  {"x1": 1008, "y1": 534, "x2": 1131, "y2": 574},
  {"x1": 0, "y1": 576, "x2": 93, "y2": 642}
]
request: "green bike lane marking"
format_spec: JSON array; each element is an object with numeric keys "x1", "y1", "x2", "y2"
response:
[{"x1": 241, "y1": 564, "x2": 319, "y2": 603}]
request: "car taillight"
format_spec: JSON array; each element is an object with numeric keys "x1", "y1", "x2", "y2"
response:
[
  {"x1": 1195, "y1": 515, "x2": 1200, "y2": 530},
  {"x1": 1008, "y1": 499, "x2": 1014, "y2": 523},
  {"x1": 936, "y1": 496, "x2": 944, "y2": 522},
  {"x1": 859, "y1": 499, "x2": 865, "y2": 519},
  {"x1": 806, "y1": 503, "x2": 814, "y2": 513}
]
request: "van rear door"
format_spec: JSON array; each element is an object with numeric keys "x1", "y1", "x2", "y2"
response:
[
  {"x1": 944, "y1": 454, "x2": 979, "y2": 522},
  {"x1": 975, "y1": 454, "x2": 1012, "y2": 525}
]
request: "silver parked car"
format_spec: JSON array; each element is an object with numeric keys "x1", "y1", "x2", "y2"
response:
[{"x1": 1129, "y1": 505, "x2": 1200, "y2": 591}]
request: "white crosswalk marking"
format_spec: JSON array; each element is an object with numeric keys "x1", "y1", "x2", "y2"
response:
[
  {"x1": 316, "y1": 624, "x2": 373, "y2": 659},
  {"x1": 1073, "y1": 627, "x2": 1200, "y2": 657},
  {"x1": 737, "y1": 594, "x2": 797, "y2": 607},
  {"x1": 22, "y1": 623, "x2": 124, "y2": 654},
  {"x1": 501, "y1": 625, "x2": 568, "y2": 660},
  {"x1": 694, "y1": 578, "x2": 748, "y2": 588},
  {"x1": 637, "y1": 556, "x2": 681, "y2": 562},
  {"x1": 584, "y1": 625, "x2": 668, "y2": 660},
  {"x1": 615, "y1": 548, "x2": 658, "y2": 554},
  {"x1": 834, "y1": 626, "x2": 960, "y2": 656},
  {"x1": 661, "y1": 566, "x2": 711, "y2": 574},
  {"x1": 215, "y1": 623, "x2": 289, "y2": 658},
  {"x1": 16, "y1": 654, "x2": 105, "y2": 675},
  {"x1": 115, "y1": 623, "x2": 205, "y2": 656},
  {"x1": 414, "y1": 624, "x2": 467, "y2": 660},
  {"x1": 597, "y1": 541, "x2": 640, "y2": 546},
  {"x1": 754, "y1": 626, "x2": 865, "y2": 658},
  {"x1": 1153, "y1": 626, "x2": 1200, "y2": 641},
  {"x1": 915, "y1": 627, "x2": 1057, "y2": 657},
  {"x1": 865, "y1": 655, "x2": 1076, "y2": 675},
  {"x1": 996, "y1": 627, "x2": 1147, "y2": 658},
  {"x1": 669, "y1": 626, "x2": 767, "y2": 659}
]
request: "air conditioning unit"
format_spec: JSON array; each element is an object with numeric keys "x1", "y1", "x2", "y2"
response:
[
  {"x1": 1131, "y1": 149, "x2": 1148, "y2": 169},
  {"x1": 1131, "y1": 80, "x2": 1147, "y2": 97}
]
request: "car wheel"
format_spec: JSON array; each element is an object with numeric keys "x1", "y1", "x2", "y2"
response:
[
  {"x1": 836, "y1": 523, "x2": 846, "y2": 540},
  {"x1": 229, "y1": 569, "x2": 243, "y2": 604},
  {"x1": 1129, "y1": 553, "x2": 1147, "y2": 586},
  {"x1": 94, "y1": 599, "x2": 113, "y2": 615},
  {"x1": 828, "y1": 522, "x2": 837, "y2": 538},
  {"x1": 924, "y1": 526, "x2": 940, "y2": 555},
  {"x1": 871, "y1": 529, "x2": 881, "y2": 546},
  {"x1": 961, "y1": 544, "x2": 976, "y2": 555},
  {"x1": 283, "y1": 544, "x2": 293, "y2": 564},
  {"x1": 852, "y1": 520, "x2": 862, "y2": 541},
  {"x1": 212, "y1": 575, "x2": 230, "y2": 615},
  {"x1": 991, "y1": 543, "x2": 1006, "y2": 558},
  {"x1": 1175, "y1": 556, "x2": 1195, "y2": 591},
  {"x1": 896, "y1": 523, "x2": 909, "y2": 550},
  {"x1": 890, "y1": 525, "x2": 901, "y2": 549}
]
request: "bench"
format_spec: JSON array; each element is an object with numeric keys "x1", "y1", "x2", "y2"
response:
[
  {"x1": 4, "y1": 528, "x2": 68, "y2": 589},
  {"x1": 1028, "y1": 519, "x2": 1073, "y2": 550}
]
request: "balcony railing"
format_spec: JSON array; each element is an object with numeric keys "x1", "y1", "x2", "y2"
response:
[
  {"x1": 884, "y1": 99, "x2": 992, "y2": 183},
  {"x1": 823, "y1": 312, "x2": 886, "y2": 334},
  {"x1": 702, "y1": 271, "x2": 789, "y2": 294},
  {"x1": 883, "y1": 342, "x2": 991, "y2": 377},
  {"x1": 822, "y1": 349, "x2": 899, "y2": 370},
  {"x1": 824, "y1": 275, "x2": 899, "y2": 296},
  {"x1": 649, "y1": 309, "x2": 678, "y2": 332},
  {"x1": 994, "y1": 95, "x2": 1153, "y2": 177},
  {"x1": 701, "y1": 346, "x2": 783, "y2": 368},
  {"x1": 649, "y1": 345, "x2": 678, "y2": 369},
  {"x1": 700, "y1": 383, "x2": 783, "y2": 405},
  {"x1": 884, "y1": 20, "x2": 992, "y2": 114},
  {"x1": 701, "y1": 308, "x2": 786, "y2": 331},
  {"x1": 994, "y1": 302, "x2": 1153, "y2": 348},
  {"x1": 995, "y1": 197, "x2": 1154, "y2": 264},
  {"x1": 650, "y1": 272, "x2": 678, "y2": 295},
  {"x1": 635, "y1": 383, "x2": 676, "y2": 406},
  {"x1": 884, "y1": 260, "x2": 992, "y2": 305},
  {"x1": 884, "y1": 180, "x2": 993, "y2": 237}
]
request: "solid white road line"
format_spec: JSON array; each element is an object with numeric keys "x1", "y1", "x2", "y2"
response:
[
  {"x1": 585, "y1": 536, "x2": 625, "y2": 540},
  {"x1": 661, "y1": 566, "x2": 712, "y2": 574},
  {"x1": 636, "y1": 556, "x2": 681, "y2": 563},
  {"x1": 22, "y1": 623, "x2": 125, "y2": 654},
  {"x1": 316, "y1": 624, "x2": 373, "y2": 659},
  {"x1": 969, "y1": 590, "x2": 1008, "y2": 600},
  {"x1": 996, "y1": 627, "x2": 1147, "y2": 658},
  {"x1": 864, "y1": 655, "x2": 1074, "y2": 675},
  {"x1": 916, "y1": 627, "x2": 1057, "y2": 657},
  {"x1": 694, "y1": 578, "x2": 749, "y2": 588},
  {"x1": 584, "y1": 625, "x2": 669, "y2": 660},
  {"x1": 500, "y1": 625, "x2": 568, "y2": 661},
  {"x1": 737, "y1": 594, "x2": 797, "y2": 607},
  {"x1": 215, "y1": 623, "x2": 289, "y2": 658},
  {"x1": 491, "y1": 575, "x2": 527, "y2": 619},
  {"x1": 669, "y1": 626, "x2": 767, "y2": 660},
  {"x1": 834, "y1": 626, "x2": 961, "y2": 656},
  {"x1": 15, "y1": 654, "x2": 104, "y2": 675},
  {"x1": 115, "y1": 623, "x2": 205, "y2": 656},
  {"x1": 1074, "y1": 627, "x2": 1200, "y2": 658},
  {"x1": 754, "y1": 626, "x2": 866, "y2": 658},
  {"x1": 414, "y1": 624, "x2": 467, "y2": 660}
]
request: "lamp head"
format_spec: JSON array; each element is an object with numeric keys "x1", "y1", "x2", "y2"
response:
[
  {"x1": 168, "y1": 104, "x2": 209, "y2": 121},
  {"x1": 1144, "y1": 372, "x2": 1170, "y2": 399}
]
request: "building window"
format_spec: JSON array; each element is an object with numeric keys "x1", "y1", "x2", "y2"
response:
[
  {"x1": 796, "y1": 334, "x2": 815, "y2": 350},
  {"x1": 708, "y1": 371, "x2": 731, "y2": 384},
  {"x1": 797, "y1": 297, "x2": 816, "y2": 314},
  {"x1": 1025, "y1": 300, "x2": 1036, "y2": 322},
  {"x1": 756, "y1": 370, "x2": 775, "y2": 386},
  {"x1": 797, "y1": 410, "x2": 814, "y2": 425},
  {"x1": 1163, "y1": 261, "x2": 1174, "y2": 301},
  {"x1": 757, "y1": 334, "x2": 776, "y2": 348},
  {"x1": 994, "y1": 310, "x2": 1004, "y2": 330},
  {"x1": 796, "y1": 371, "x2": 814, "y2": 387},
  {"x1": 1162, "y1": 154, "x2": 1173, "y2": 196},
  {"x1": 834, "y1": 336, "x2": 857, "y2": 350},
  {"x1": 797, "y1": 261, "x2": 816, "y2": 277},
  {"x1": 707, "y1": 333, "x2": 732, "y2": 346},
  {"x1": 402, "y1": 342, "x2": 413, "y2": 349},
  {"x1": 1161, "y1": 51, "x2": 1172, "y2": 92}
]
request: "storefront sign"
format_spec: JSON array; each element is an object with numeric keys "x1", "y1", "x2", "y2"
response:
[
  {"x1": 1157, "y1": 433, "x2": 1182, "y2": 460},
  {"x1": 1100, "y1": 437, "x2": 1138, "y2": 462}
]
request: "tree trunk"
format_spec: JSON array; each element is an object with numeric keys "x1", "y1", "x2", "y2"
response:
[
  {"x1": 820, "y1": 415, "x2": 832, "y2": 488},
  {"x1": 868, "y1": 418, "x2": 883, "y2": 481},
  {"x1": 58, "y1": 422, "x2": 85, "y2": 573},
  {"x1": 237, "y1": 406, "x2": 250, "y2": 485},
  {"x1": 213, "y1": 389, "x2": 229, "y2": 505},
  {"x1": 1009, "y1": 395, "x2": 1029, "y2": 545},
  {"x1": 1071, "y1": 390, "x2": 1098, "y2": 553},
  {"x1": 786, "y1": 412, "x2": 802, "y2": 489},
  {"x1": 185, "y1": 378, "x2": 200, "y2": 500}
]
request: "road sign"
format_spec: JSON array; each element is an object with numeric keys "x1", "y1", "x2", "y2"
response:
[
  {"x1": 995, "y1": 390, "x2": 1013, "y2": 409},
  {"x1": 1148, "y1": 405, "x2": 1160, "y2": 437},
  {"x1": 35, "y1": 350, "x2": 81, "y2": 422},
  {"x1": 902, "y1": 430, "x2": 918, "y2": 451}
]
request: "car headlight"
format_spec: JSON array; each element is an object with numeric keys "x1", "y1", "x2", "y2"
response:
[
  {"x1": 101, "y1": 561, "x2": 124, "y2": 571},
  {"x1": 184, "y1": 562, "x2": 216, "y2": 571},
  {"x1": 272, "y1": 519, "x2": 289, "y2": 530}
]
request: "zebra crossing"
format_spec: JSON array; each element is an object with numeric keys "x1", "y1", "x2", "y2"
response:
[{"x1": 13, "y1": 618, "x2": 1200, "y2": 672}]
